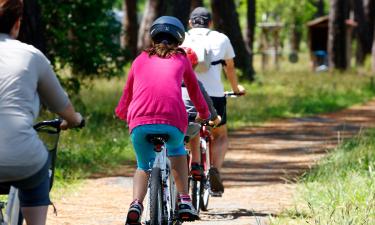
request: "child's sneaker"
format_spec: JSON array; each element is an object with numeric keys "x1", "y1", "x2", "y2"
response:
[
  {"x1": 190, "y1": 162, "x2": 204, "y2": 180},
  {"x1": 177, "y1": 194, "x2": 199, "y2": 221},
  {"x1": 125, "y1": 200, "x2": 143, "y2": 225}
]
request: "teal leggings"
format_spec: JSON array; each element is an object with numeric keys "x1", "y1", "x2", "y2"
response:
[{"x1": 130, "y1": 124, "x2": 187, "y2": 171}]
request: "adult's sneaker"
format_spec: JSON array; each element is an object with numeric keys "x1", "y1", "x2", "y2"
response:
[
  {"x1": 125, "y1": 200, "x2": 143, "y2": 225},
  {"x1": 177, "y1": 195, "x2": 200, "y2": 221},
  {"x1": 209, "y1": 167, "x2": 224, "y2": 195}
]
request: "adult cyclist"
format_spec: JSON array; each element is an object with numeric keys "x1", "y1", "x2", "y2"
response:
[
  {"x1": 0, "y1": 1, "x2": 84, "y2": 224},
  {"x1": 182, "y1": 7, "x2": 246, "y2": 195}
]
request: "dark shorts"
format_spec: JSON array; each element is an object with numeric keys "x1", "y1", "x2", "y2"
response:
[
  {"x1": 211, "y1": 96, "x2": 227, "y2": 126},
  {"x1": 0, "y1": 160, "x2": 51, "y2": 207}
]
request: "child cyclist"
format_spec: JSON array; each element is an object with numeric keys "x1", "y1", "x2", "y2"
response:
[
  {"x1": 181, "y1": 47, "x2": 221, "y2": 179},
  {"x1": 115, "y1": 16, "x2": 210, "y2": 224}
]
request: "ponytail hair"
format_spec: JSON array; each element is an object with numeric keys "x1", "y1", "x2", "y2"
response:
[{"x1": 145, "y1": 33, "x2": 186, "y2": 58}]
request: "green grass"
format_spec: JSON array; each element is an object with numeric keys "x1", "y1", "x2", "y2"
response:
[
  {"x1": 46, "y1": 78, "x2": 136, "y2": 183},
  {"x1": 270, "y1": 129, "x2": 375, "y2": 225},
  {"x1": 49, "y1": 54, "x2": 375, "y2": 182},
  {"x1": 226, "y1": 70, "x2": 375, "y2": 129}
]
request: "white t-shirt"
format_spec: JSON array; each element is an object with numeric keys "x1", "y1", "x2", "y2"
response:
[{"x1": 182, "y1": 28, "x2": 235, "y2": 97}]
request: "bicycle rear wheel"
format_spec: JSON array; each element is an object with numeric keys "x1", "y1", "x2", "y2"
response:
[{"x1": 149, "y1": 167, "x2": 164, "y2": 225}]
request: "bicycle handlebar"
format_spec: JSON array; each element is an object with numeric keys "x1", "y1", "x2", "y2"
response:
[
  {"x1": 33, "y1": 118, "x2": 85, "y2": 131},
  {"x1": 33, "y1": 118, "x2": 63, "y2": 131},
  {"x1": 224, "y1": 91, "x2": 245, "y2": 97}
]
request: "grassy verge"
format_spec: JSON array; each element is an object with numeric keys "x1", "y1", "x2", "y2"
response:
[
  {"x1": 270, "y1": 129, "x2": 375, "y2": 225},
  {"x1": 50, "y1": 56, "x2": 375, "y2": 182},
  {"x1": 226, "y1": 70, "x2": 375, "y2": 129}
]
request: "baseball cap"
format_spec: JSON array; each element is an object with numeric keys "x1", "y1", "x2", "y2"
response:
[{"x1": 190, "y1": 7, "x2": 211, "y2": 27}]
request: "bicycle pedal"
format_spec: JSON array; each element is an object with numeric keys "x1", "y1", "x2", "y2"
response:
[
  {"x1": 210, "y1": 191, "x2": 223, "y2": 197},
  {"x1": 178, "y1": 211, "x2": 199, "y2": 221},
  {"x1": 192, "y1": 175, "x2": 203, "y2": 181}
]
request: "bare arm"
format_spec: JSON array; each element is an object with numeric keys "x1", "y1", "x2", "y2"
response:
[
  {"x1": 223, "y1": 59, "x2": 245, "y2": 94},
  {"x1": 36, "y1": 54, "x2": 83, "y2": 130},
  {"x1": 57, "y1": 102, "x2": 83, "y2": 130}
]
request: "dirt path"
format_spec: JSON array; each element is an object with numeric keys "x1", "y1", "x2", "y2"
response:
[{"x1": 47, "y1": 99, "x2": 375, "y2": 225}]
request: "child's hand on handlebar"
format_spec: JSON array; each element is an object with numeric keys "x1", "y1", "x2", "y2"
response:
[{"x1": 195, "y1": 113, "x2": 207, "y2": 124}]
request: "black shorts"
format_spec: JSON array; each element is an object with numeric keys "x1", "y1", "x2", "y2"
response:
[
  {"x1": 0, "y1": 160, "x2": 51, "y2": 207},
  {"x1": 210, "y1": 96, "x2": 227, "y2": 126}
]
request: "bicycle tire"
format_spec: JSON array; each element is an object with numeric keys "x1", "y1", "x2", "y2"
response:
[
  {"x1": 189, "y1": 178, "x2": 201, "y2": 214},
  {"x1": 5, "y1": 187, "x2": 21, "y2": 225},
  {"x1": 149, "y1": 167, "x2": 163, "y2": 225},
  {"x1": 200, "y1": 178, "x2": 210, "y2": 211},
  {"x1": 16, "y1": 212, "x2": 23, "y2": 225},
  {"x1": 200, "y1": 136, "x2": 210, "y2": 211}
]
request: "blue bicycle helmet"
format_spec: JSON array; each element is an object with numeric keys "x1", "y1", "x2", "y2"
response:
[{"x1": 150, "y1": 16, "x2": 185, "y2": 45}]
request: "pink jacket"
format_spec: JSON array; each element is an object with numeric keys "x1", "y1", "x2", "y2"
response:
[{"x1": 115, "y1": 51, "x2": 210, "y2": 133}]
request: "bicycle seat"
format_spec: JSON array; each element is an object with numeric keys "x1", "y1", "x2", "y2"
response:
[{"x1": 146, "y1": 134, "x2": 169, "y2": 152}]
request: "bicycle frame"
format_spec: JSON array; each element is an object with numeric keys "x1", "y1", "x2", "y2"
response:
[
  {"x1": 187, "y1": 122, "x2": 214, "y2": 214},
  {"x1": 200, "y1": 124, "x2": 213, "y2": 173},
  {"x1": 0, "y1": 187, "x2": 20, "y2": 225}
]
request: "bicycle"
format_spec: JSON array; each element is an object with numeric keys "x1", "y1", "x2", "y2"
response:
[
  {"x1": 187, "y1": 121, "x2": 213, "y2": 215},
  {"x1": 143, "y1": 134, "x2": 182, "y2": 225},
  {"x1": 188, "y1": 91, "x2": 244, "y2": 213},
  {"x1": 0, "y1": 118, "x2": 84, "y2": 225},
  {"x1": 224, "y1": 91, "x2": 245, "y2": 98}
]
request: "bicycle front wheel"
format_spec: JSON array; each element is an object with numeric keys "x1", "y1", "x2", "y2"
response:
[
  {"x1": 149, "y1": 167, "x2": 164, "y2": 225},
  {"x1": 200, "y1": 178, "x2": 210, "y2": 211},
  {"x1": 6, "y1": 187, "x2": 23, "y2": 225},
  {"x1": 189, "y1": 178, "x2": 201, "y2": 214},
  {"x1": 200, "y1": 136, "x2": 211, "y2": 211}
]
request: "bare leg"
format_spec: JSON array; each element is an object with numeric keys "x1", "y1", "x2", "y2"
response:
[
  {"x1": 132, "y1": 169, "x2": 149, "y2": 202},
  {"x1": 211, "y1": 124, "x2": 228, "y2": 170},
  {"x1": 22, "y1": 206, "x2": 48, "y2": 225},
  {"x1": 189, "y1": 135, "x2": 201, "y2": 163},
  {"x1": 169, "y1": 155, "x2": 189, "y2": 194}
]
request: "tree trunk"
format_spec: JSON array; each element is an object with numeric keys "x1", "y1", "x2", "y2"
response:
[
  {"x1": 17, "y1": 0, "x2": 46, "y2": 53},
  {"x1": 245, "y1": 0, "x2": 256, "y2": 76},
  {"x1": 316, "y1": 0, "x2": 325, "y2": 17},
  {"x1": 191, "y1": 0, "x2": 204, "y2": 11},
  {"x1": 372, "y1": 22, "x2": 375, "y2": 72},
  {"x1": 310, "y1": 0, "x2": 325, "y2": 18},
  {"x1": 122, "y1": 0, "x2": 138, "y2": 58},
  {"x1": 290, "y1": 23, "x2": 302, "y2": 53},
  {"x1": 171, "y1": 0, "x2": 191, "y2": 28},
  {"x1": 328, "y1": 0, "x2": 348, "y2": 70},
  {"x1": 365, "y1": 0, "x2": 375, "y2": 54},
  {"x1": 352, "y1": 0, "x2": 369, "y2": 65},
  {"x1": 137, "y1": 0, "x2": 192, "y2": 51},
  {"x1": 137, "y1": 0, "x2": 163, "y2": 52},
  {"x1": 210, "y1": 0, "x2": 254, "y2": 80}
]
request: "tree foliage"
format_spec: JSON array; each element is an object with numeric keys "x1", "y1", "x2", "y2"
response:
[
  {"x1": 256, "y1": 0, "x2": 317, "y2": 40},
  {"x1": 40, "y1": 0, "x2": 126, "y2": 83}
]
